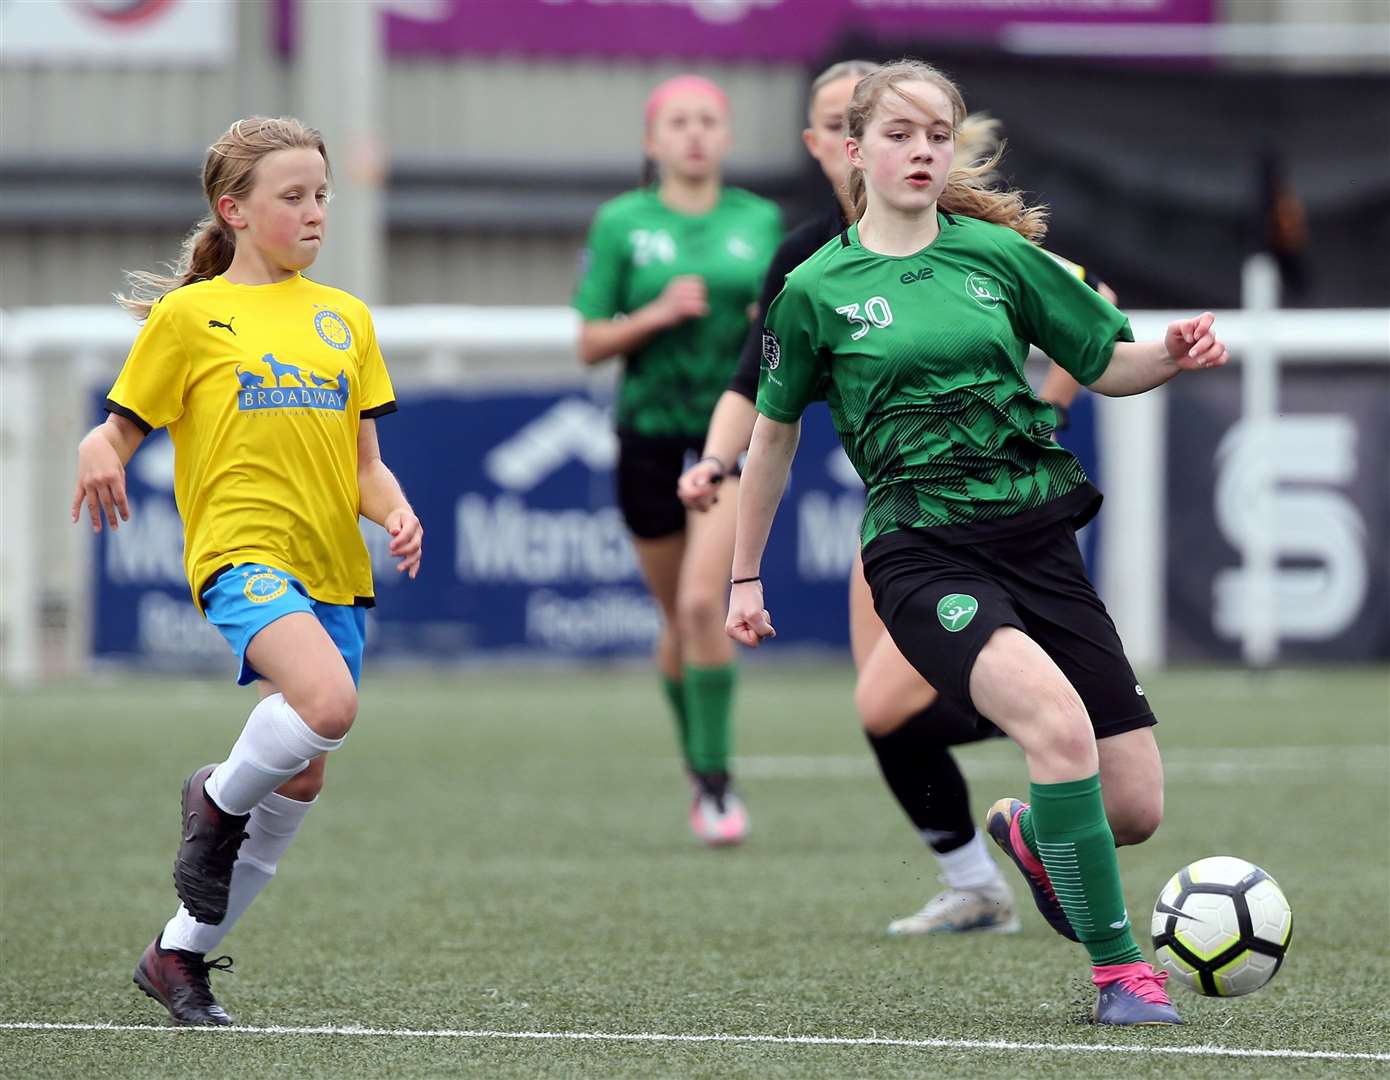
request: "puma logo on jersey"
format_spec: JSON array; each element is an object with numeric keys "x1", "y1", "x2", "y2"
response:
[
  {"x1": 208, "y1": 317, "x2": 236, "y2": 335},
  {"x1": 899, "y1": 266, "x2": 934, "y2": 285}
]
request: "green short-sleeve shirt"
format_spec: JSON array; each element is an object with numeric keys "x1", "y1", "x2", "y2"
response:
[
  {"x1": 575, "y1": 187, "x2": 781, "y2": 437},
  {"x1": 757, "y1": 213, "x2": 1132, "y2": 546}
]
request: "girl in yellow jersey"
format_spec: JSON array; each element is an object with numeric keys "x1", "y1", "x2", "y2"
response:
[{"x1": 71, "y1": 117, "x2": 422, "y2": 1028}]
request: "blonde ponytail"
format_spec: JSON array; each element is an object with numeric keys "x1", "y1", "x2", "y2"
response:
[
  {"x1": 117, "y1": 216, "x2": 237, "y2": 320},
  {"x1": 115, "y1": 117, "x2": 329, "y2": 321},
  {"x1": 845, "y1": 61, "x2": 1048, "y2": 243}
]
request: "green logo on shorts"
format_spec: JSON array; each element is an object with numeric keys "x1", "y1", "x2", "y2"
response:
[{"x1": 936, "y1": 593, "x2": 978, "y2": 632}]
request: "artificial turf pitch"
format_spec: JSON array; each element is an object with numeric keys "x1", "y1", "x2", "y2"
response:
[{"x1": 2, "y1": 665, "x2": 1387, "y2": 1078}]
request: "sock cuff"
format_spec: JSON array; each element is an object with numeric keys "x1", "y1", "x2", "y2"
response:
[
  {"x1": 1030, "y1": 773, "x2": 1102, "y2": 803},
  {"x1": 682, "y1": 662, "x2": 736, "y2": 686},
  {"x1": 254, "y1": 790, "x2": 317, "y2": 835},
  {"x1": 266, "y1": 694, "x2": 346, "y2": 758}
]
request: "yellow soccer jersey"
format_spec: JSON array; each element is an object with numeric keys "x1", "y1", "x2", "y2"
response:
[{"x1": 106, "y1": 274, "x2": 397, "y2": 609}]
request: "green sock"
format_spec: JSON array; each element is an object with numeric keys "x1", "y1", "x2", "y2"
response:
[
  {"x1": 683, "y1": 663, "x2": 736, "y2": 775},
  {"x1": 1028, "y1": 774, "x2": 1144, "y2": 967},
  {"x1": 660, "y1": 675, "x2": 691, "y2": 767}
]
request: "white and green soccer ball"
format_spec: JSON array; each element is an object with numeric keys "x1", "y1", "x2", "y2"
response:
[{"x1": 1151, "y1": 855, "x2": 1293, "y2": 997}]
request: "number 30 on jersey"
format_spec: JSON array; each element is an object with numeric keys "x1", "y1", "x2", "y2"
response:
[{"x1": 836, "y1": 296, "x2": 894, "y2": 340}]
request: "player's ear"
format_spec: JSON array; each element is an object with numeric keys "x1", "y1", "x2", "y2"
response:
[
  {"x1": 801, "y1": 128, "x2": 816, "y2": 155},
  {"x1": 217, "y1": 194, "x2": 247, "y2": 232},
  {"x1": 845, "y1": 138, "x2": 864, "y2": 169}
]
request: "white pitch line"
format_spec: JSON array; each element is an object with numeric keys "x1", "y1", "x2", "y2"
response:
[{"x1": 2, "y1": 1022, "x2": 1387, "y2": 1063}]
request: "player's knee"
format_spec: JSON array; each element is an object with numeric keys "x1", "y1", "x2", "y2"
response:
[
  {"x1": 1029, "y1": 692, "x2": 1096, "y2": 772},
  {"x1": 675, "y1": 590, "x2": 723, "y2": 638},
  {"x1": 854, "y1": 681, "x2": 900, "y2": 737},
  {"x1": 1111, "y1": 793, "x2": 1163, "y2": 847},
  {"x1": 294, "y1": 680, "x2": 358, "y2": 741},
  {"x1": 276, "y1": 756, "x2": 326, "y2": 801}
]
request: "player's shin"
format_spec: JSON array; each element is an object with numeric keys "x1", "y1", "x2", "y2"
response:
[
  {"x1": 161, "y1": 790, "x2": 315, "y2": 954},
  {"x1": 1025, "y1": 774, "x2": 1145, "y2": 966}
]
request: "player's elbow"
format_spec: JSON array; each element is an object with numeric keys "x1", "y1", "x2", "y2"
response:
[{"x1": 576, "y1": 326, "x2": 610, "y2": 365}]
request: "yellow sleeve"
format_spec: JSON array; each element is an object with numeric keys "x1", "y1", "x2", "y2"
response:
[
  {"x1": 105, "y1": 297, "x2": 190, "y2": 433},
  {"x1": 356, "y1": 307, "x2": 397, "y2": 419}
]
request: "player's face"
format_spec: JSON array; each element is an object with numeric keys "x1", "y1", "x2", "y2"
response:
[
  {"x1": 234, "y1": 148, "x2": 329, "y2": 272},
  {"x1": 802, "y1": 75, "x2": 861, "y2": 191},
  {"x1": 848, "y1": 82, "x2": 955, "y2": 216},
  {"x1": 645, "y1": 90, "x2": 731, "y2": 183}
]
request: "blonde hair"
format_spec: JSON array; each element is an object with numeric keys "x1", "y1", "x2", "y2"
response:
[
  {"x1": 117, "y1": 117, "x2": 330, "y2": 320},
  {"x1": 845, "y1": 60, "x2": 1047, "y2": 242},
  {"x1": 807, "y1": 59, "x2": 879, "y2": 120}
]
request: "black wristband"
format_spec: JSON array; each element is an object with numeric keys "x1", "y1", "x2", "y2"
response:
[
  {"x1": 730, "y1": 576, "x2": 761, "y2": 585},
  {"x1": 696, "y1": 454, "x2": 726, "y2": 473}
]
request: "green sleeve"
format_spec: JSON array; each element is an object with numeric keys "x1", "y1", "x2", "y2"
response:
[
  {"x1": 572, "y1": 204, "x2": 626, "y2": 321},
  {"x1": 755, "y1": 274, "x2": 827, "y2": 423},
  {"x1": 1005, "y1": 232, "x2": 1133, "y2": 386}
]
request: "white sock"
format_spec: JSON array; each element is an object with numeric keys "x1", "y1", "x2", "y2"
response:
[
  {"x1": 205, "y1": 693, "x2": 343, "y2": 816},
  {"x1": 160, "y1": 791, "x2": 315, "y2": 954},
  {"x1": 932, "y1": 830, "x2": 1006, "y2": 891}
]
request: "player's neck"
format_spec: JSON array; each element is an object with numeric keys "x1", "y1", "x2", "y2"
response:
[
  {"x1": 222, "y1": 247, "x2": 302, "y2": 286},
  {"x1": 856, "y1": 202, "x2": 941, "y2": 257},
  {"x1": 658, "y1": 175, "x2": 721, "y2": 216}
]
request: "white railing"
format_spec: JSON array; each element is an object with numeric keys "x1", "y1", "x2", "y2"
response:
[{"x1": 2, "y1": 296, "x2": 1387, "y2": 682}]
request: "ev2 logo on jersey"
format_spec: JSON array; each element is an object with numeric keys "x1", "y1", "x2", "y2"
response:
[{"x1": 836, "y1": 296, "x2": 893, "y2": 341}]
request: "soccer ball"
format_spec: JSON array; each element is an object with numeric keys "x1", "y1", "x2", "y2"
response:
[{"x1": 1151, "y1": 855, "x2": 1292, "y2": 997}]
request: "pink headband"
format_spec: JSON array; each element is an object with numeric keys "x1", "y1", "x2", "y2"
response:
[{"x1": 644, "y1": 75, "x2": 729, "y2": 127}]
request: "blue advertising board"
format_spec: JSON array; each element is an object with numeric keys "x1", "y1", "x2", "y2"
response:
[{"x1": 91, "y1": 388, "x2": 872, "y2": 670}]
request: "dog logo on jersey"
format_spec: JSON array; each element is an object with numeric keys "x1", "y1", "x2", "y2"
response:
[
  {"x1": 243, "y1": 569, "x2": 289, "y2": 605},
  {"x1": 264, "y1": 352, "x2": 308, "y2": 387},
  {"x1": 965, "y1": 272, "x2": 1004, "y2": 310},
  {"x1": 208, "y1": 316, "x2": 237, "y2": 336},
  {"x1": 234, "y1": 356, "x2": 348, "y2": 413},
  {"x1": 761, "y1": 330, "x2": 780, "y2": 371},
  {"x1": 936, "y1": 593, "x2": 979, "y2": 632},
  {"x1": 314, "y1": 308, "x2": 352, "y2": 351}
]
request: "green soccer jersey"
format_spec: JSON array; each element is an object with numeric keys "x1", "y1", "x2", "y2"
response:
[
  {"x1": 757, "y1": 212, "x2": 1133, "y2": 547},
  {"x1": 574, "y1": 187, "x2": 782, "y2": 437}
]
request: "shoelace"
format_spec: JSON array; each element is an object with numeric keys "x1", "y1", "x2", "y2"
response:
[
  {"x1": 1094, "y1": 964, "x2": 1170, "y2": 1004},
  {"x1": 172, "y1": 953, "x2": 235, "y2": 1010}
]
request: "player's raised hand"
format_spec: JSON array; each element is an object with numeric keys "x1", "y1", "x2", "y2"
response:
[
  {"x1": 385, "y1": 507, "x2": 423, "y2": 579},
  {"x1": 677, "y1": 456, "x2": 724, "y2": 512},
  {"x1": 1165, "y1": 312, "x2": 1229, "y2": 372},
  {"x1": 726, "y1": 580, "x2": 775, "y2": 647},
  {"x1": 655, "y1": 274, "x2": 709, "y2": 327},
  {"x1": 72, "y1": 430, "x2": 130, "y2": 533}
]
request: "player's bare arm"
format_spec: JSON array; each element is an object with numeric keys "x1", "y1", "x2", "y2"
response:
[
  {"x1": 71, "y1": 412, "x2": 146, "y2": 533},
  {"x1": 726, "y1": 413, "x2": 799, "y2": 647},
  {"x1": 577, "y1": 274, "x2": 709, "y2": 364},
  {"x1": 1090, "y1": 312, "x2": 1228, "y2": 397},
  {"x1": 678, "y1": 389, "x2": 758, "y2": 511},
  {"x1": 356, "y1": 417, "x2": 422, "y2": 578}
]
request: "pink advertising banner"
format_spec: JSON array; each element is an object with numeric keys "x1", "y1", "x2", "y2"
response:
[{"x1": 281, "y1": 0, "x2": 1216, "y2": 60}]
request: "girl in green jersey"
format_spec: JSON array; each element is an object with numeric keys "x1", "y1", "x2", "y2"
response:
[
  {"x1": 574, "y1": 76, "x2": 781, "y2": 846},
  {"x1": 683, "y1": 62, "x2": 1120, "y2": 940},
  {"x1": 727, "y1": 61, "x2": 1228, "y2": 1026}
]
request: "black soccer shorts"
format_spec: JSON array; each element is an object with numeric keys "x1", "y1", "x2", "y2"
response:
[
  {"x1": 862, "y1": 518, "x2": 1156, "y2": 741},
  {"x1": 616, "y1": 430, "x2": 741, "y2": 540}
]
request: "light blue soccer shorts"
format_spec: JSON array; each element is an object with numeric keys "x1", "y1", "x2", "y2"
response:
[{"x1": 200, "y1": 564, "x2": 367, "y2": 687}]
